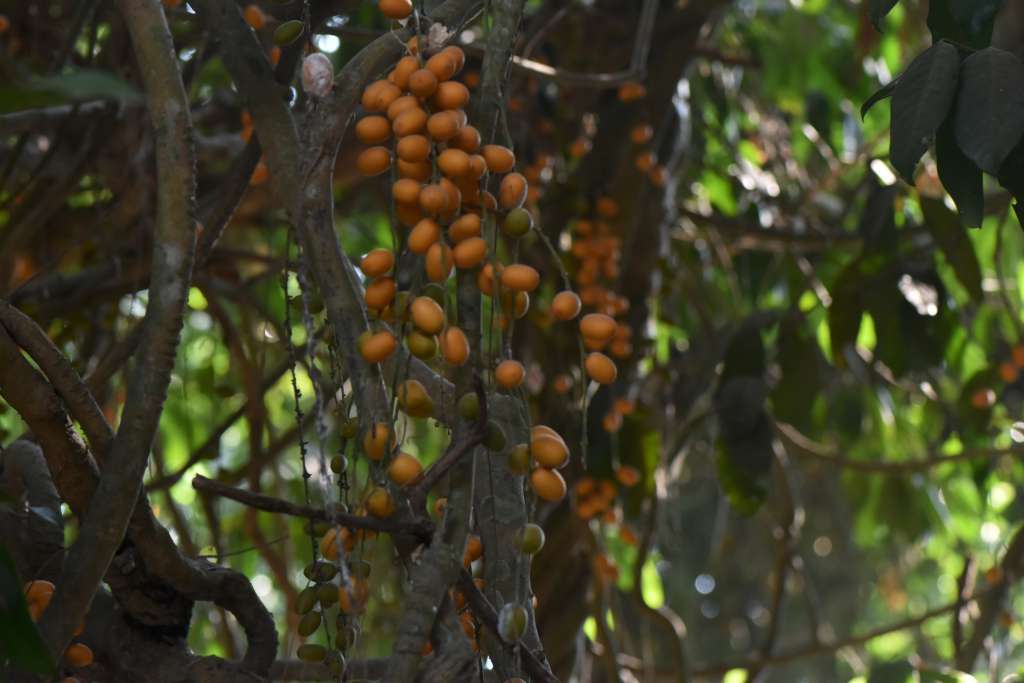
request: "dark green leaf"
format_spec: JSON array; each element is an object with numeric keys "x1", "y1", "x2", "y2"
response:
[
  {"x1": 862, "y1": 77, "x2": 899, "y2": 120},
  {"x1": 936, "y1": 113, "x2": 985, "y2": 227},
  {"x1": 920, "y1": 196, "x2": 984, "y2": 301},
  {"x1": 828, "y1": 259, "x2": 865, "y2": 366},
  {"x1": 890, "y1": 41, "x2": 961, "y2": 182},
  {"x1": 870, "y1": 0, "x2": 902, "y2": 31},
  {"x1": 868, "y1": 659, "x2": 915, "y2": 683},
  {"x1": 998, "y1": 138, "x2": 1024, "y2": 202},
  {"x1": 772, "y1": 315, "x2": 824, "y2": 432},
  {"x1": 0, "y1": 548, "x2": 56, "y2": 675},
  {"x1": 954, "y1": 48, "x2": 1024, "y2": 174}
]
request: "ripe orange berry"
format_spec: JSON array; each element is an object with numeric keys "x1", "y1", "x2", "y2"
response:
[
  {"x1": 393, "y1": 106, "x2": 428, "y2": 137},
  {"x1": 358, "y1": 330, "x2": 397, "y2": 364},
  {"x1": 357, "y1": 146, "x2": 392, "y2": 176},
  {"x1": 531, "y1": 435, "x2": 568, "y2": 468},
  {"x1": 463, "y1": 535, "x2": 483, "y2": 566},
  {"x1": 361, "y1": 248, "x2": 394, "y2": 277},
  {"x1": 585, "y1": 352, "x2": 617, "y2": 384},
  {"x1": 411, "y1": 296, "x2": 446, "y2": 334},
  {"x1": 390, "y1": 55, "x2": 419, "y2": 90},
  {"x1": 397, "y1": 159, "x2": 432, "y2": 182},
  {"x1": 438, "y1": 148, "x2": 472, "y2": 177},
  {"x1": 617, "y1": 81, "x2": 647, "y2": 102},
  {"x1": 396, "y1": 134, "x2": 431, "y2": 163},
  {"x1": 432, "y1": 81, "x2": 470, "y2": 110},
  {"x1": 427, "y1": 110, "x2": 461, "y2": 142},
  {"x1": 602, "y1": 411, "x2": 623, "y2": 432},
  {"x1": 615, "y1": 465, "x2": 641, "y2": 487},
  {"x1": 635, "y1": 151, "x2": 656, "y2": 172},
  {"x1": 425, "y1": 242, "x2": 454, "y2": 282},
  {"x1": 495, "y1": 360, "x2": 525, "y2": 390},
  {"x1": 409, "y1": 218, "x2": 441, "y2": 254},
  {"x1": 482, "y1": 144, "x2": 516, "y2": 173},
  {"x1": 596, "y1": 196, "x2": 619, "y2": 218},
  {"x1": 530, "y1": 467, "x2": 567, "y2": 502},
  {"x1": 631, "y1": 123, "x2": 654, "y2": 144},
  {"x1": 440, "y1": 326, "x2": 470, "y2": 366},
  {"x1": 449, "y1": 213, "x2": 482, "y2": 242},
  {"x1": 243, "y1": 4, "x2": 265, "y2": 29},
  {"x1": 498, "y1": 172, "x2": 528, "y2": 210},
  {"x1": 439, "y1": 177, "x2": 462, "y2": 219},
  {"x1": 580, "y1": 313, "x2": 616, "y2": 341},
  {"x1": 501, "y1": 264, "x2": 540, "y2": 292},
  {"x1": 364, "y1": 277, "x2": 397, "y2": 310},
  {"x1": 387, "y1": 94, "x2": 420, "y2": 121},
  {"x1": 363, "y1": 423, "x2": 393, "y2": 460},
  {"x1": 379, "y1": 0, "x2": 413, "y2": 20},
  {"x1": 24, "y1": 580, "x2": 55, "y2": 604},
  {"x1": 396, "y1": 201, "x2": 424, "y2": 227},
  {"x1": 999, "y1": 361, "x2": 1019, "y2": 383},
  {"x1": 366, "y1": 487, "x2": 395, "y2": 518},
  {"x1": 64, "y1": 643, "x2": 94, "y2": 668},
  {"x1": 551, "y1": 291, "x2": 582, "y2": 320},
  {"x1": 356, "y1": 115, "x2": 391, "y2": 144},
  {"x1": 426, "y1": 52, "x2": 458, "y2": 81},
  {"x1": 269, "y1": 46, "x2": 281, "y2": 66},
  {"x1": 450, "y1": 125, "x2": 481, "y2": 153},
  {"x1": 388, "y1": 453, "x2": 423, "y2": 486},
  {"x1": 477, "y1": 262, "x2": 499, "y2": 296},
  {"x1": 392, "y1": 177, "x2": 422, "y2": 204},
  {"x1": 553, "y1": 373, "x2": 573, "y2": 394},
  {"x1": 408, "y1": 68, "x2": 439, "y2": 97},
  {"x1": 250, "y1": 160, "x2": 270, "y2": 185},
  {"x1": 419, "y1": 183, "x2": 450, "y2": 216},
  {"x1": 453, "y1": 237, "x2": 487, "y2": 269},
  {"x1": 362, "y1": 80, "x2": 402, "y2": 112}
]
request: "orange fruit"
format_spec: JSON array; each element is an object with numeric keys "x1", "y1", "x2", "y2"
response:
[
  {"x1": 362, "y1": 80, "x2": 402, "y2": 112},
  {"x1": 501, "y1": 264, "x2": 540, "y2": 292},
  {"x1": 615, "y1": 466, "x2": 641, "y2": 487},
  {"x1": 482, "y1": 144, "x2": 515, "y2": 173},
  {"x1": 531, "y1": 435, "x2": 568, "y2": 469},
  {"x1": 358, "y1": 330, "x2": 397, "y2": 364},
  {"x1": 366, "y1": 487, "x2": 395, "y2": 518},
  {"x1": 408, "y1": 69, "x2": 439, "y2": 97},
  {"x1": 356, "y1": 115, "x2": 391, "y2": 144},
  {"x1": 1013, "y1": 344, "x2": 1024, "y2": 367},
  {"x1": 585, "y1": 352, "x2": 617, "y2": 384},
  {"x1": 449, "y1": 213, "x2": 481, "y2": 242},
  {"x1": 392, "y1": 178, "x2": 422, "y2": 204},
  {"x1": 396, "y1": 201, "x2": 424, "y2": 227},
  {"x1": 397, "y1": 159, "x2": 432, "y2": 182},
  {"x1": 551, "y1": 291, "x2": 581, "y2": 320},
  {"x1": 635, "y1": 152, "x2": 656, "y2": 172},
  {"x1": 498, "y1": 172, "x2": 528, "y2": 209},
  {"x1": 630, "y1": 123, "x2": 653, "y2": 144},
  {"x1": 364, "y1": 277, "x2": 397, "y2": 310},
  {"x1": 409, "y1": 218, "x2": 441, "y2": 254},
  {"x1": 425, "y1": 243, "x2": 454, "y2": 282},
  {"x1": 24, "y1": 580, "x2": 55, "y2": 604},
  {"x1": 440, "y1": 327, "x2": 470, "y2": 365},
  {"x1": 602, "y1": 411, "x2": 623, "y2": 432},
  {"x1": 390, "y1": 55, "x2": 419, "y2": 90},
  {"x1": 250, "y1": 161, "x2": 270, "y2": 185},
  {"x1": 439, "y1": 177, "x2": 463, "y2": 219},
  {"x1": 432, "y1": 81, "x2": 470, "y2": 110},
  {"x1": 363, "y1": 423, "x2": 393, "y2": 460},
  {"x1": 426, "y1": 52, "x2": 458, "y2": 81},
  {"x1": 419, "y1": 183, "x2": 449, "y2": 216},
  {"x1": 411, "y1": 296, "x2": 446, "y2": 334},
  {"x1": 477, "y1": 262, "x2": 499, "y2": 296},
  {"x1": 379, "y1": 0, "x2": 413, "y2": 20},
  {"x1": 495, "y1": 360, "x2": 525, "y2": 390},
  {"x1": 999, "y1": 362, "x2": 1019, "y2": 383},
  {"x1": 269, "y1": 46, "x2": 281, "y2": 66},
  {"x1": 438, "y1": 148, "x2": 472, "y2": 177},
  {"x1": 357, "y1": 146, "x2": 392, "y2": 176},
  {"x1": 530, "y1": 468, "x2": 567, "y2": 502},
  {"x1": 463, "y1": 535, "x2": 483, "y2": 566},
  {"x1": 388, "y1": 453, "x2": 423, "y2": 486},
  {"x1": 64, "y1": 643, "x2": 93, "y2": 668},
  {"x1": 387, "y1": 94, "x2": 420, "y2": 121},
  {"x1": 453, "y1": 237, "x2": 487, "y2": 269},
  {"x1": 579, "y1": 313, "x2": 616, "y2": 341},
  {"x1": 617, "y1": 81, "x2": 647, "y2": 102},
  {"x1": 361, "y1": 248, "x2": 394, "y2": 277},
  {"x1": 393, "y1": 106, "x2": 428, "y2": 137},
  {"x1": 427, "y1": 110, "x2": 460, "y2": 142},
  {"x1": 396, "y1": 134, "x2": 431, "y2": 163},
  {"x1": 243, "y1": 4, "x2": 265, "y2": 29},
  {"x1": 450, "y1": 125, "x2": 481, "y2": 152}
]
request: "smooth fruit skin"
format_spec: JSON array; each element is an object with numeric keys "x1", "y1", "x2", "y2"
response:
[
  {"x1": 495, "y1": 359, "x2": 525, "y2": 389},
  {"x1": 585, "y1": 352, "x2": 618, "y2": 384},
  {"x1": 551, "y1": 291, "x2": 582, "y2": 320},
  {"x1": 530, "y1": 467, "x2": 567, "y2": 502}
]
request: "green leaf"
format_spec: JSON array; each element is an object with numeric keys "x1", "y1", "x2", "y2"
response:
[
  {"x1": 920, "y1": 196, "x2": 983, "y2": 301},
  {"x1": 954, "y1": 48, "x2": 1024, "y2": 174},
  {"x1": 870, "y1": 0, "x2": 902, "y2": 31},
  {"x1": 862, "y1": 77, "x2": 899, "y2": 120},
  {"x1": 0, "y1": 548, "x2": 56, "y2": 675},
  {"x1": 0, "y1": 69, "x2": 143, "y2": 114},
  {"x1": 890, "y1": 41, "x2": 960, "y2": 182},
  {"x1": 936, "y1": 114, "x2": 984, "y2": 227},
  {"x1": 828, "y1": 259, "x2": 865, "y2": 366}
]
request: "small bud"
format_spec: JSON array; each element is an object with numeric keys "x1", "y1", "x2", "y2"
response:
[{"x1": 302, "y1": 53, "x2": 334, "y2": 98}]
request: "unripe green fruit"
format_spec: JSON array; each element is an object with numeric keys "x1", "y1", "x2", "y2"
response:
[
  {"x1": 297, "y1": 611, "x2": 322, "y2": 637},
  {"x1": 507, "y1": 443, "x2": 530, "y2": 475},
  {"x1": 457, "y1": 392, "x2": 481, "y2": 421},
  {"x1": 274, "y1": 20, "x2": 304, "y2": 46},
  {"x1": 514, "y1": 523, "x2": 545, "y2": 555},
  {"x1": 422, "y1": 282, "x2": 447, "y2": 305},
  {"x1": 503, "y1": 207, "x2": 533, "y2": 237},
  {"x1": 406, "y1": 331, "x2": 438, "y2": 359},
  {"x1": 335, "y1": 625, "x2": 358, "y2": 651},
  {"x1": 484, "y1": 420, "x2": 506, "y2": 451},
  {"x1": 296, "y1": 586, "x2": 318, "y2": 614},
  {"x1": 340, "y1": 417, "x2": 359, "y2": 439},
  {"x1": 317, "y1": 583, "x2": 339, "y2": 606},
  {"x1": 497, "y1": 603, "x2": 528, "y2": 642},
  {"x1": 330, "y1": 454, "x2": 348, "y2": 474},
  {"x1": 348, "y1": 560, "x2": 372, "y2": 580},
  {"x1": 304, "y1": 561, "x2": 338, "y2": 582},
  {"x1": 297, "y1": 643, "x2": 326, "y2": 662}
]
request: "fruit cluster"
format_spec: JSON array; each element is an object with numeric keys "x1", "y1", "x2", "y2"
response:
[{"x1": 23, "y1": 579, "x2": 92, "y2": 678}]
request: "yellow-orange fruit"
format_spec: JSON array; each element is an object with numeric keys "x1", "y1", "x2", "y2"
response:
[
  {"x1": 64, "y1": 643, "x2": 93, "y2": 668},
  {"x1": 609, "y1": 339, "x2": 632, "y2": 358},
  {"x1": 450, "y1": 125, "x2": 481, "y2": 152},
  {"x1": 396, "y1": 134, "x2": 431, "y2": 163},
  {"x1": 468, "y1": 153, "x2": 487, "y2": 179},
  {"x1": 390, "y1": 55, "x2": 420, "y2": 90},
  {"x1": 409, "y1": 218, "x2": 440, "y2": 254},
  {"x1": 361, "y1": 248, "x2": 394, "y2": 277},
  {"x1": 495, "y1": 360, "x2": 525, "y2": 390},
  {"x1": 393, "y1": 106, "x2": 428, "y2": 137},
  {"x1": 618, "y1": 81, "x2": 647, "y2": 102},
  {"x1": 24, "y1": 580, "x2": 55, "y2": 604},
  {"x1": 417, "y1": 183, "x2": 448, "y2": 216},
  {"x1": 438, "y1": 148, "x2": 472, "y2": 178},
  {"x1": 392, "y1": 178, "x2": 422, "y2": 205},
  {"x1": 356, "y1": 115, "x2": 391, "y2": 144},
  {"x1": 427, "y1": 110, "x2": 460, "y2": 141},
  {"x1": 580, "y1": 313, "x2": 616, "y2": 341},
  {"x1": 357, "y1": 146, "x2": 391, "y2": 176},
  {"x1": 387, "y1": 94, "x2": 420, "y2": 121},
  {"x1": 411, "y1": 296, "x2": 446, "y2": 334},
  {"x1": 440, "y1": 327, "x2": 470, "y2": 366},
  {"x1": 338, "y1": 577, "x2": 369, "y2": 615},
  {"x1": 498, "y1": 172, "x2": 528, "y2": 209},
  {"x1": 583, "y1": 335, "x2": 608, "y2": 351},
  {"x1": 482, "y1": 145, "x2": 515, "y2": 173},
  {"x1": 616, "y1": 465, "x2": 641, "y2": 487},
  {"x1": 501, "y1": 264, "x2": 540, "y2": 292},
  {"x1": 396, "y1": 201, "x2": 424, "y2": 227},
  {"x1": 449, "y1": 213, "x2": 481, "y2": 243},
  {"x1": 463, "y1": 535, "x2": 483, "y2": 566},
  {"x1": 269, "y1": 46, "x2": 282, "y2": 66},
  {"x1": 364, "y1": 277, "x2": 396, "y2": 310},
  {"x1": 426, "y1": 52, "x2": 458, "y2": 81},
  {"x1": 425, "y1": 242, "x2": 453, "y2": 282},
  {"x1": 362, "y1": 79, "x2": 402, "y2": 112},
  {"x1": 530, "y1": 467, "x2": 567, "y2": 502},
  {"x1": 585, "y1": 352, "x2": 617, "y2": 384},
  {"x1": 363, "y1": 423, "x2": 393, "y2": 460},
  {"x1": 388, "y1": 453, "x2": 423, "y2": 486},
  {"x1": 432, "y1": 81, "x2": 470, "y2": 110},
  {"x1": 397, "y1": 159, "x2": 432, "y2": 182},
  {"x1": 631, "y1": 123, "x2": 654, "y2": 144},
  {"x1": 439, "y1": 177, "x2": 462, "y2": 219},
  {"x1": 531, "y1": 435, "x2": 568, "y2": 468},
  {"x1": 408, "y1": 68, "x2": 439, "y2": 97},
  {"x1": 406, "y1": 35, "x2": 419, "y2": 54},
  {"x1": 243, "y1": 5, "x2": 265, "y2": 29},
  {"x1": 512, "y1": 291, "x2": 530, "y2": 318},
  {"x1": 531, "y1": 425, "x2": 566, "y2": 446},
  {"x1": 359, "y1": 330, "x2": 397, "y2": 364},
  {"x1": 477, "y1": 263, "x2": 499, "y2": 296},
  {"x1": 442, "y1": 46, "x2": 466, "y2": 73},
  {"x1": 551, "y1": 291, "x2": 581, "y2": 320},
  {"x1": 366, "y1": 487, "x2": 395, "y2": 518},
  {"x1": 453, "y1": 237, "x2": 487, "y2": 269},
  {"x1": 380, "y1": 0, "x2": 413, "y2": 20}
]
